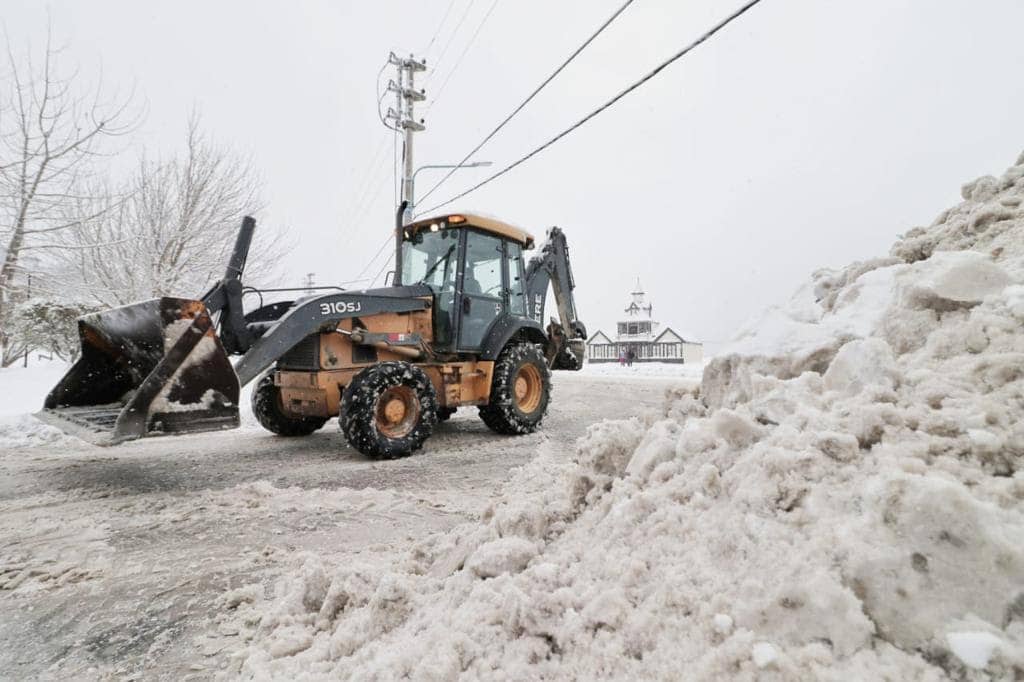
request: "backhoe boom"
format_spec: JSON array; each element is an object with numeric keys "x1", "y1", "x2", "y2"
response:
[{"x1": 525, "y1": 227, "x2": 587, "y2": 369}]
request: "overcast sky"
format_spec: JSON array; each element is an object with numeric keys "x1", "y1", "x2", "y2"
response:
[{"x1": 6, "y1": 0, "x2": 1024, "y2": 351}]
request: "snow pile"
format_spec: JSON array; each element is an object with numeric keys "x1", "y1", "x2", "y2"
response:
[
  {"x1": 0, "y1": 360, "x2": 69, "y2": 417},
  {"x1": 0, "y1": 361, "x2": 85, "y2": 449},
  {"x1": 228, "y1": 153, "x2": 1024, "y2": 679},
  {"x1": 0, "y1": 413, "x2": 81, "y2": 449}
]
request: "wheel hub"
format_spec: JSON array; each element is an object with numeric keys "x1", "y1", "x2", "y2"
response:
[
  {"x1": 375, "y1": 386, "x2": 419, "y2": 438},
  {"x1": 383, "y1": 398, "x2": 407, "y2": 423},
  {"x1": 513, "y1": 364, "x2": 542, "y2": 414}
]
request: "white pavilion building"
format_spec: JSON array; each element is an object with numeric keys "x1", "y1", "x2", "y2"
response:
[{"x1": 586, "y1": 279, "x2": 703, "y2": 364}]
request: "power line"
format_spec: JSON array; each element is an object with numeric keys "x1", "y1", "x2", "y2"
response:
[
  {"x1": 427, "y1": 0, "x2": 478, "y2": 82},
  {"x1": 354, "y1": 233, "x2": 395, "y2": 286},
  {"x1": 417, "y1": 0, "x2": 635, "y2": 206},
  {"x1": 375, "y1": 59, "x2": 398, "y2": 131},
  {"x1": 346, "y1": 149, "x2": 394, "y2": 237},
  {"x1": 369, "y1": 252, "x2": 395, "y2": 287},
  {"x1": 416, "y1": 0, "x2": 764, "y2": 217},
  {"x1": 356, "y1": 233, "x2": 395, "y2": 284},
  {"x1": 426, "y1": 0, "x2": 502, "y2": 113},
  {"x1": 378, "y1": 89, "x2": 398, "y2": 131},
  {"x1": 422, "y1": 0, "x2": 460, "y2": 56},
  {"x1": 345, "y1": 56, "x2": 403, "y2": 238},
  {"x1": 350, "y1": 60, "x2": 396, "y2": 220},
  {"x1": 338, "y1": 58, "x2": 400, "y2": 248},
  {"x1": 347, "y1": 78, "x2": 400, "y2": 234},
  {"x1": 346, "y1": 140, "x2": 392, "y2": 228}
]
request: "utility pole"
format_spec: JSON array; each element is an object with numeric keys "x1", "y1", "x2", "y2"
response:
[
  {"x1": 303, "y1": 272, "x2": 316, "y2": 295},
  {"x1": 384, "y1": 53, "x2": 426, "y2": 226}
]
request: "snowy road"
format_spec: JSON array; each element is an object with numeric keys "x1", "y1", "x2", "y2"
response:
[{"x1": 0, "y1": 372, "x2": 690, "y2": 680}]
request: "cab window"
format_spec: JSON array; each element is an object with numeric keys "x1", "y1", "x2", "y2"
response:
[
  {"x1": 463, "y1": 231, "x2": 503, "y2": 297},
  {"x1": 401, "y1": 228, "x2": 459, "y2": 292},
  {"x1": 506, "y1": 242, "x2": 526, "y2": 316}
]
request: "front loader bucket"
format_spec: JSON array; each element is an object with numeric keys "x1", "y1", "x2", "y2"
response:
[{"x1": 37, "y1": 297, "x2": 240, "y2": 445}]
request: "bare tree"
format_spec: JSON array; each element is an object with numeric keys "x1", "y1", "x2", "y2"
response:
[
  {"x1": 54, "y1": 113, "x2": 282, "y2": 308},
  {"x1": 0, "y1": 28, "x2": 135, "y2": 364}
]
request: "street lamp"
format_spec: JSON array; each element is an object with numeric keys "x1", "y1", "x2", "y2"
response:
[{"x1": 404, "y1": 161, "x2": 493, "y2": 224}]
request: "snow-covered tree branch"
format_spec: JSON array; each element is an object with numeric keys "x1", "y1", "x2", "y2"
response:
[
  {"x1": 0, "y1": 26, "x2": 136, "y2": 365},
  {"x1": 51, "y1": 112, "x2": 284, "y2": 308}
]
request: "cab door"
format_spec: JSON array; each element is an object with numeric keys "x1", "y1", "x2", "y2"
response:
[
  {"x1": 457, "y1": 231, "x2": 505, "y2": 351},
  {"x1": 505, "y1": 241, "x2": 527, "y2": 318}
]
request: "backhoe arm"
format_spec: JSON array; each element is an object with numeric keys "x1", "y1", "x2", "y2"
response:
[{"x1": 524, "y1": 227, "x2": 587, "y2": 369}]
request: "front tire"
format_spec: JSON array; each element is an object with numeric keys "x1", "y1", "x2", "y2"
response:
[
  {"x1": 340, "y1": 362, "x2": 438, "y2": 458},
  {"x1": 479, "y1": 343, "x2": 551, "y2": 435},
  {"x1": 251, "y1": 372, "x2": 328, "y2": 436}
]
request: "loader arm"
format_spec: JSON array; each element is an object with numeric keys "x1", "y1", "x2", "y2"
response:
[
  {"x1": 231, "y1": 286, "x2": 432, "y2": 388},
  {"x1": 524, "y1": 227, "x2": 587, "y2": 369}
]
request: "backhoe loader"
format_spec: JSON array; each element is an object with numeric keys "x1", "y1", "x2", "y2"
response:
[{"x1": 38, "y1": 206, "x2": 587, "y2": 457}]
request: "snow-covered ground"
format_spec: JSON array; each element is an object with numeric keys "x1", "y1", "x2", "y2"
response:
[
  {"x1": 0, "y1": 368, "x2": 691, "y2": 679},
  {"x1": 580, "y1": 360, "x2": 706, "y2": 380}
]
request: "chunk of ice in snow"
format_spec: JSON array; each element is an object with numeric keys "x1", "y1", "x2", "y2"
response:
[
  {"x1": 466, "y1": 537, "x2": 537, "y2": 578},
  {"x1": 751, "y1": 642, "x2": 778, "y2": 668},
  {"x1": 946, "y1": 631, "x2": 1002, "y2": 669},
  {"x1": 823, "y1": 338, "x2": 897, "y2": 395},
  {"x1": 712, "y1": 613, "x2": 733, "y2": 634},
  {"x1": 967, "y1": 428, "x2": 1002, "y2": 453},
  {"x1": 910, "y1": 251, "x2": 1011, "y2": 306},
  {"x1": 624, "y1": 420, "x2": 680, "y2": 479}
]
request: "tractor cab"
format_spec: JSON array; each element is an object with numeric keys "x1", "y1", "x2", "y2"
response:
[{"x1": 398, "y1": 213, "x2": 535, "y2": 354}]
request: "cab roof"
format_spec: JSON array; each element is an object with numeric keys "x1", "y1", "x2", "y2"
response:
[{"x1": 406, "y1": 213, "x2": 535, "y2": 248}]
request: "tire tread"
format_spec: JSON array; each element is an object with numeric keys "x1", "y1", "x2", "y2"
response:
[
  {"x1": 478, "y1": 343, "x2": 551, "y2": 435},
  {"x1": 251, "y1": 372, "x2": 327, "y2": 436},
  {"x1": 340, "y1": 361, "x2": 438, "y2": 458}
]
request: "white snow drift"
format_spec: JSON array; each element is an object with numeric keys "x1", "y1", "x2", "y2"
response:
[{"x1": 225, "y1": 152, "x2": 1024, "y2": 680}]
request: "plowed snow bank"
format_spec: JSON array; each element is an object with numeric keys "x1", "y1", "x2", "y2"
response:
[{"x1": 227, "y1": 152, "x2": 1024, "y2": 680}]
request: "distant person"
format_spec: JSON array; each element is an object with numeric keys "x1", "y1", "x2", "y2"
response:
[
  {"x1": 627, "y1": 348, "x2": 636, "y2": 367},
  {"x1": 618, "y1": 349, "x2": 626, "y2": 366}
]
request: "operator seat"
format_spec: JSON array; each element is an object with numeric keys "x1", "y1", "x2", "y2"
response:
[{"x1": 463, "y1": 271, "x2": 484, "y2": 295}]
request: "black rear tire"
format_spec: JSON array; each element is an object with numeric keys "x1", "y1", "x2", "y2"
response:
[
  {"x1": 251, "y1": 372, "x2": 328, "y2": 436},
  {"x1": 478, "y1": 343, "x2": 551, "y2": 435},
  {"x1": 340, "y1": 362, "x2": 438, "y2": 458}
]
